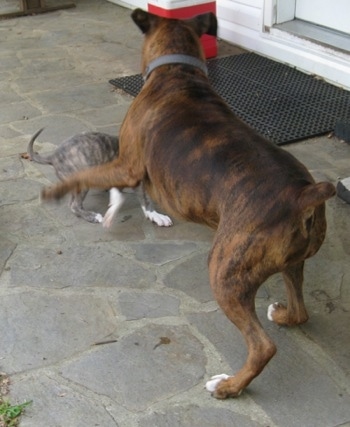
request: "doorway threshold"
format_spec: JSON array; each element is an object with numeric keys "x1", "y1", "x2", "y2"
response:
[{"x1": 274, "y1": 19, "x2": 350, "y2": 55}]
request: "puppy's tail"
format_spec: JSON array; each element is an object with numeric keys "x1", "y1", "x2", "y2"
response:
[{"x1": 27, "y1": 128, "x2": 53, "y2": 165}]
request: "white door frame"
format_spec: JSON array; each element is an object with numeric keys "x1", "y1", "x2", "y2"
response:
[
  {"x1": 261, "y1": 0, "x2": 350, "y2": 89},
  {"x1": 263, "y1": 0, "x2": 296, "y2": 28},
  {"x1": 272, "y1": 0, "x2": 350, "y2": 32},
  {"x1": 276, "y1": 0, "x2": 295, "y2": 24}
]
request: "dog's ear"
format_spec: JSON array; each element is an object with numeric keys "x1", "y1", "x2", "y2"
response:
[
  {"x1": 131, "y1": 8, "x2": 159, "y2": 34},
  {"x1": 187, "y1": 12, "x2": 217, "y2": 37}
]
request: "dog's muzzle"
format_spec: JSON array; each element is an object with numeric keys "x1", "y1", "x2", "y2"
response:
[{"x1": 143, "y1": 54, "x2": 208, "y2": 81}]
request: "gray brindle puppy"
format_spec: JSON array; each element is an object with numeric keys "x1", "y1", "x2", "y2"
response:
[{"x1": 28, "y1": 128, "x2": 172, "y2": 227}]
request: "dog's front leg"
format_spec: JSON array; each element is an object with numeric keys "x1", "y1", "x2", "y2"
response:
[
  {"x1": 135, "y1": 183, "x2": 173, "y2": 227},
  {"x1": 206, "y1": 236, "x2": 276, "y2": 399},
  {"x1": 268, "y1": 261, "x2": 309, "y2": 326}
]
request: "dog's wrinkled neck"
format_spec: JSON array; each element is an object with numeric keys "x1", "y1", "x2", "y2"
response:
[{"x1": 143, "y1": 54, "x2": 208, "y2": 81}]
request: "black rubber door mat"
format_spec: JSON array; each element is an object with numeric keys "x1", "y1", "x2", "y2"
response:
[{"x1": 109, "y1": 52, "x2": 350, "y2": 145}]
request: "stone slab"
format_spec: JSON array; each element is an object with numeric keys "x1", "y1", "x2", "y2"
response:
[
  {"x1": 26, "y1": 83, "x2": 120, "y2": 114},
  {"x1": 0, "y1": 291, "x2": 116, "y2": 373},
  {"x1": 7, "y1": 242, "x2": 156, "y2": 288},
  {"x1": 118, "y1": 291, "x2": 180, "y2": 320},
  {"x1": 188, "y1": 309, "x2": 350, "y2": 427},
  {"x1": 61, "y1": 324, "x2": 206, "y2": 411},
  {"x1": 10, "y1": 373, "x2": 120, "y2": 427},
  {"x1": 133, "y1": 242, "x2": 198, "y2": 266},
  {"x1": 138, "y1": 405, "x2": 264, "y2": 427},
  {"x1": 165, "y1": 252, "x2": 213, "y2": 303}
]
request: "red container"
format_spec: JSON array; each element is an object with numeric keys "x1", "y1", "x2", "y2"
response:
[{"x1": 148, "y1": 0, "x2": 217, "y2": 58}]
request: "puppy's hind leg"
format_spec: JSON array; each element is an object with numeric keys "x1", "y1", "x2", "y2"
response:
[
  {"x1": 268, "y1": 261, "x2": 309, "y2": 326},
  {"x1": 70, "y1": 191, "x2": 103, "y2": 224}
]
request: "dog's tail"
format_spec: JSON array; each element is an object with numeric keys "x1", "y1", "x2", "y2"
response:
[
  {"x1": 41, "y1": 160, "x2": 140, "y2": 201},
  {"x1": 41, "y1": 178, "x2": 81, "y2": 200},
  {"x1": 298, "y1": 181, "x2": 335, "y2": 211},
  {"x1": 27, "y1": 128, "x2": 53, "y2": 165},
  {"x1": 297, "y1": 181, "x2": 335, "y2": 242}
]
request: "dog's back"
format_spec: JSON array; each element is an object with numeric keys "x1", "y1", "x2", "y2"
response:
[{"x1": 123, "y1": 17, "x2": 332, "y2": 240}]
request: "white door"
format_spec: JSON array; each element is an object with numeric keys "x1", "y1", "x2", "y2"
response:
[{"x1": 296, "y1": 0, "x2": 350, "y2": 34}]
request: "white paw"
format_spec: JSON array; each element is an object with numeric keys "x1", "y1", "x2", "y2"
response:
[
  {"x1": 267, "y1": 302, "x2": 279, "y2": 321},
  {"x1": 142, "y1": 207, "x2": 173, "y2": 227},
  {"x1": 94, "y1": 213, "x2": 103, "y2": 223},
  {"x1": 102, "y1": 188, "x2": 125, "y2": 228},
  {"x1": 205, "y1": 374, "x2": 230, "y2": 393}
]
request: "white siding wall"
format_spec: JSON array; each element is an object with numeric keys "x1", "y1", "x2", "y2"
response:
[
  {"x1": 108, "y1": 0, "x2": 147, "y2": 11},
  {"x1": 217, "y1": 0, "x2": 263, "y2": 41}
]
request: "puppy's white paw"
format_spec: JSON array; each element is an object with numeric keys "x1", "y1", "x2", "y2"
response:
[
  {"x1": 267, "y1": 302, "x2": 279, "y2": 321},
  {"x1": 205, "y1": 374, "x2": 230, "y2": 393},
  {"x1": 142, "y1": 207, "x2": 173, "y2": 227},
  {"x1": 94, "y1": 213, "x2": 103, "y2": 223}
]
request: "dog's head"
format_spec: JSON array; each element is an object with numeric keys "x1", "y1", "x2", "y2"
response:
[{"x1": 131, "y1": 8, "x2": 217, "y2": 71}]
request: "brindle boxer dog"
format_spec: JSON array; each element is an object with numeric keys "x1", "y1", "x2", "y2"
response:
[{"x1": 41, "y1": 9, "x2": 335, "y2": 398}]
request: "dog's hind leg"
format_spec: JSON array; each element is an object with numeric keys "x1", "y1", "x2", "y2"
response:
[
  {"x1": 69, "y1": 191, "x2": 103, "y2": 223},
  {"x1": 267, "y1": 261, "x2": 309, "y2": 326},
  {"x1": 205, "y1": 236, "x2": 277, "y2": 399}
]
